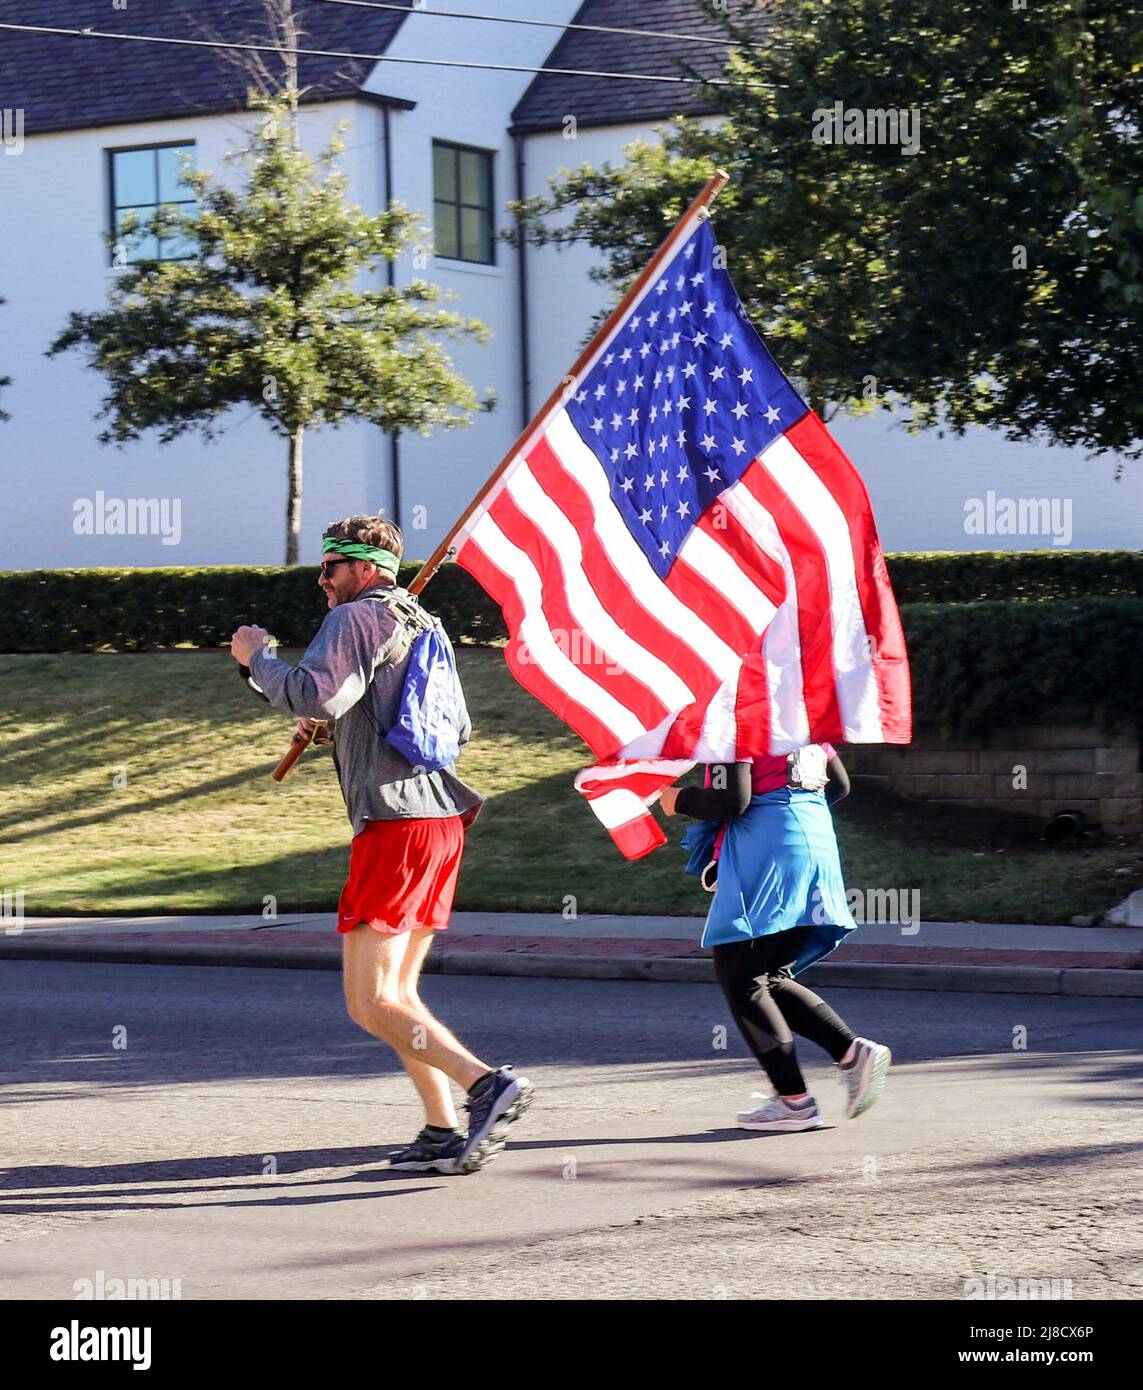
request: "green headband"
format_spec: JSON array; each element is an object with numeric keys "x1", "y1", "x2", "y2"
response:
[{"x1": 322, "y1": 537, "x2": 401, "y2": 577}]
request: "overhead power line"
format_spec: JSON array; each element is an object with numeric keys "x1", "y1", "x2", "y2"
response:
[
  {"x1": 311, "y1": 0, "x2": 738, "y2": 48},
  {"x1": 0, "y1": 20, "x2": 734, "y2": 85}
]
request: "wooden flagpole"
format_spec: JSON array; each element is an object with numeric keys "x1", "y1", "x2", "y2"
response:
[{"x1": 407, "y1": 167, "x2": 731, "y2": 597}]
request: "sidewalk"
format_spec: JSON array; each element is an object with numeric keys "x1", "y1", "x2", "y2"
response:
[{"x1": 3, "y1": 911, "x2": 1142, "y2": 996}]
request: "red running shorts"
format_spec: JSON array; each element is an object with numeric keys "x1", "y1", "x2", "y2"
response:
[{"x1": 336, "y1": 815, "x2": 466, "y2": 935}]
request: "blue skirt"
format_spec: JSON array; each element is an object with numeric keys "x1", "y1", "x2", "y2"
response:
[{"x1": 680, "y1": 788, "x2": 857, "y2": 973}]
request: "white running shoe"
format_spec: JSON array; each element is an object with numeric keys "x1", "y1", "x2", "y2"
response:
[
  {"x1": 838, "y1": 1038, "x2": 892, "y2": 1119},
  {"x1": 736, "y1": 1092, "x2": 824, "y2": 1132}
]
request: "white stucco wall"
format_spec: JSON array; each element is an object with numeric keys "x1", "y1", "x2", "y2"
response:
[{"x1": 0, "y1": 99, "x2": 389, "y2": 570}]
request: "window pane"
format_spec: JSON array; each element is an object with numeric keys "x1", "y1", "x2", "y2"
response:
[
  {"x1": 434, "y1": 201, "x2": 459, "y2": 259},
  {"x1": 157, "y1": 144, "x2": 193, "y2": 202},
  {"x1": 432, "y1": 143, "x2": 456, "y2": 202},
  {"x1": 460, "y1": 206, "x2": 492, "y2": 263},
  {"x1": 113, "y1": 148, "x2": 157, "y2": 209},
  {"x1": 459, "y1": 149, "x2": 489, "y2": 208},
  {"x1": 161, "y1": 229, "x2": 197, "y2": 261}
]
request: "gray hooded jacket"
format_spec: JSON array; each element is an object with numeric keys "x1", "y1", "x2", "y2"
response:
[{"x1": 249, "y1": 582, "x2": 485, "y2": 836}]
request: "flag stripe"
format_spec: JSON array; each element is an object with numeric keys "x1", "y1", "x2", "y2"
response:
[
  {"x1": 520, "y1": 435, "x2": 719, "y2": 707},
  {"x1": 488, "y1": 478, "x2": 676, "y2": 730},
  {"x1": 545, "y1": 412, "x2": 741, "y2": 680},
  {"x1": 784, "y1": 412, "x2": 912, "y2": 741},
  {"x1": 742, "y1": 457, "x2": 844, "y2": 741},
  {"x1": 460, "y1": 514, "x2": 645, "y2": 754}
]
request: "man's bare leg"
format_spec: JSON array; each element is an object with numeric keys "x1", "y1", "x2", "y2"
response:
[
  {"x1": 391, "y1": 928, "x2": 460, "y2": 1129},
  {"x1": 342, "y1": 923, "x2": 490, "y2": 1094}
]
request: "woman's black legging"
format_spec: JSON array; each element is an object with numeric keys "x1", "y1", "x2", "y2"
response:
[{"x1": 712, "y1": 925, "x2": 856, "y2": 1097}]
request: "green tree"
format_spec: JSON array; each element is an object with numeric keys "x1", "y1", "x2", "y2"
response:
[
  {"x1": 516, "y1": 0, "x2": 1142, "y2": 459},
  {"x1": 50, "y1": 90, "x2": 488, "y2": 562}
]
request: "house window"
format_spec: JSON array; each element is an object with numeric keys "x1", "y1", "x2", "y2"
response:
[
  {"x1": 432, "y1": 141, "x2": 495, "y2": 265},
  {"x1": 109, "y1": 142, "x2": 196, "y2": 263}
]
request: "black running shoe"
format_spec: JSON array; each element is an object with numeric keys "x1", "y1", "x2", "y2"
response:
[
  {"x1": 387, "y1": 1127, "x2": 466, "y2": 1174},
  {"x1": 455, "y1": 1066, "x2": 534, "y2": 1175}
]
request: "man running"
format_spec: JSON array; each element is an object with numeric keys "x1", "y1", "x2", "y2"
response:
[{"x1": 229, "y1": 513, "x2": 532, "y2": 1175}]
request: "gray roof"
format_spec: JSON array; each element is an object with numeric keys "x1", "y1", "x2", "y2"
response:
[
  {"x1": 511, "y1": 0, "x2": 742, "y2": 135},
  {"x1": 1, "y1": 0, "x2": 413, "y2": 137}
]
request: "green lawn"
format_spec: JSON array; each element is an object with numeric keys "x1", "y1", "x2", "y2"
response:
[{"x1": 0, "y1": 651, "x2": 1138, "y2": 922}]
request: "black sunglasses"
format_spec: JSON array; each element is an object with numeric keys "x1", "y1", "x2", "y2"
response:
[{"x1": 318, "y1": 558, "x2": 357, "y2": 579}]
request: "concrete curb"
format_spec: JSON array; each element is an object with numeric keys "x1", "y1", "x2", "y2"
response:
[{"x1": 2, "y1": 938, "x2": 1142, "y2": 996}]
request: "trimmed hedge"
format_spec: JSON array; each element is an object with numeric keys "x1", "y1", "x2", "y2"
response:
[
  {"x1": 0, "y1": 559, "x2": 1139, "y2": 739},
  {"x1": 0, "y1": 563, "x2": 507, "y2": 652},
  {"x1": 903, "y1": 597, "x2": 1142, "y2": 738},
  {"x1": 1, "y1": 550, "x2": 1139, "y2": 653},
  {"x1": 885, "y1": 550, "x2": 1143, "y2": 604}
]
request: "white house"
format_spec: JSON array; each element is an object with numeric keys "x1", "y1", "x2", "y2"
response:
[{"x1": 0, "y1": 0, "x2": 1138, "y2": 572}]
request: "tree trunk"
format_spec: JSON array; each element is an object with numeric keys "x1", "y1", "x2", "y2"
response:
[{"x1": 286, "y1": 425, "x2": 303, "y2": 565}]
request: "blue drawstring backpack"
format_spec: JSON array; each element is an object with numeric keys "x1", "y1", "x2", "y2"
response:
[{"x1": 363, "y1": 590, "x2": 466, "y2": 773}]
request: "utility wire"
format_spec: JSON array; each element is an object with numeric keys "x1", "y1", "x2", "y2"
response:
[
  {"x1": 0, "y1": 20, "x2": 734, "y2": 85},
  {"x1": 310, "y1": 0, "x2": 740, "y2": 48}
]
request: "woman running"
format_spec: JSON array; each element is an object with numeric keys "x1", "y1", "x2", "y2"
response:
[{"x1": 659, "y1": 744, "x2": 890, "y2": 1132}]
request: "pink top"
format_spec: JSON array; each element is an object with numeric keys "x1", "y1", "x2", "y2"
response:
[{"x1": 704, "y1": 742, "x2": 837, "y2": 795}]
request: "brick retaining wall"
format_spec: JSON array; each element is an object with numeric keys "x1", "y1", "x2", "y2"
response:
[{"x1": 843, "y1": 705, "x2": 1142, "y2": 833}]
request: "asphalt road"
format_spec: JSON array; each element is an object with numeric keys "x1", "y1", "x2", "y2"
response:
[{"x1": 2, "y1": 960, "x2": 1141, "y2": 1300}]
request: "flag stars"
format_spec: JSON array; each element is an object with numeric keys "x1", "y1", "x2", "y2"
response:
[
  {"x1": 676, "y1": 462, "x2": 689, "y2": 483},
  {"x1": 660, "y1": 506, "x2": 669, "y2": 523},
  {"x1": 603, "y1": 352, "x2": 615, "y2": 367},
  {"x1": 693, "y1": 331, "x2": 709, "y2": 347},
  {"x1": 660, "y1": 469, "x2": 669, "y2": 487},
  {"x1": 710, "y1": 365, "x2": 726, "y2": 382},
  {"x1": 620, "y1": 346, "x2": 632, "y2": 364},
  {"x1": 639, "y1": 343, "x2": 652, "y2": 358},
  {"x1": 676, "y1": 428, "x2": 687, "y2": 447},
  {"x1": 700, "y1": 433, "x2": 716, "y2": 452},
  {"x1": 620, "y1": 476, "x2": 634, "y2": 493},
  {"x1": 662, "y1": 398, "x2": 674, "y2": 416},
  {"x1": 616, "y1": 380, "x2": 627, "y2": 396},
  {"x1": 703, "y1": 464, "x2": 721, "y2": 483},
  {"x1": 732, "y1": 400, "x2": 749, "y2": 420},
  {"x1": 679, "y1": 300, "x2": 692, "y2": 316},
  {"x1": 765, "y1": 405, "x2": 781, "y2": 424},
  {"x1": 649, "y1": 404, "x2": 658, "y2": 423},
  {"x1": 667, "y1": 307, "x2": 677, "y2": 323},
  {"x1": 738, "y1": 367, "x2": 754, "y2": 386},
  {"x1": 639, "y1": 507, "x2": 653, "y2": 523},
  {"x1": 690, "y1": 270, "x2": 704, "y2": 286},
  {"x1": 647, "y1": 311, "x2": 660, "y2": 327},
  {"x1": 659, "y1": 540, "x2": 671, "y2": 558},
  {"x1": 643, "y1": 474, "x2": 655, "y2": 491},
  {"x1": 675, "y1": 274, "x2": 685, "y2": 290},
  {"x1": 653, "y1": 371, "x2": 663, "y2": 389},
  {"x1": 594, "y1": 383, "x2": 606, "y2": 399},
  {"x1": 611, "y1": 413, "x2": 623, "y2": 430},
  {"x1": 678, "y1": 394, "x2": 692, "y2": 411},
  {"x1": 628, "y1": 407, "x2": 640, "y2": 425},
  {"x1": 719, "y1": 332, "x2": 734, "y2": 348},
  {"x1": 575, "y1": 389, "x2": 588, "y2": 404},
  {"x1": 703, "y1": 301, "x2": 717, "y2": 318},
  {"x1": 676, "y1": 499, "x2": 690, "y2": 519},
  {"x1": 660, "y1": 434, "x2": 669, "y2": 453},
  {"x1": 731, "y1": 437, "x2": 747, "y2": 456},
  {"x1": 634, "y1": 374, "x2": 645, "y2": 390},
  {"x1": 684, "y1": 241, "x2": 696, "y2": 258},
  {"x1": 591, "y1": 417, "x2": 604, "y2": 433},
  {"x1": 624, "y1": 441, "x2": 638, "y2": 460},
  {"x1": 703, "y1": 397, "x2": 718, "y2": 416},
  {"x1": 682, "y1": 361, "x2": 697, "y2": 378},
  {"x1": 648, "y1": 437, "x2": 657, "y2": 457},
  {"x1": 656, "y1": 278, "x2": 668, "y2": 295}
]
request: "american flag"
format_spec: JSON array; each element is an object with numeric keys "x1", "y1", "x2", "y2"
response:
[{"x1": 453, "y1": 213, "x2": 911, "y2": 858}]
